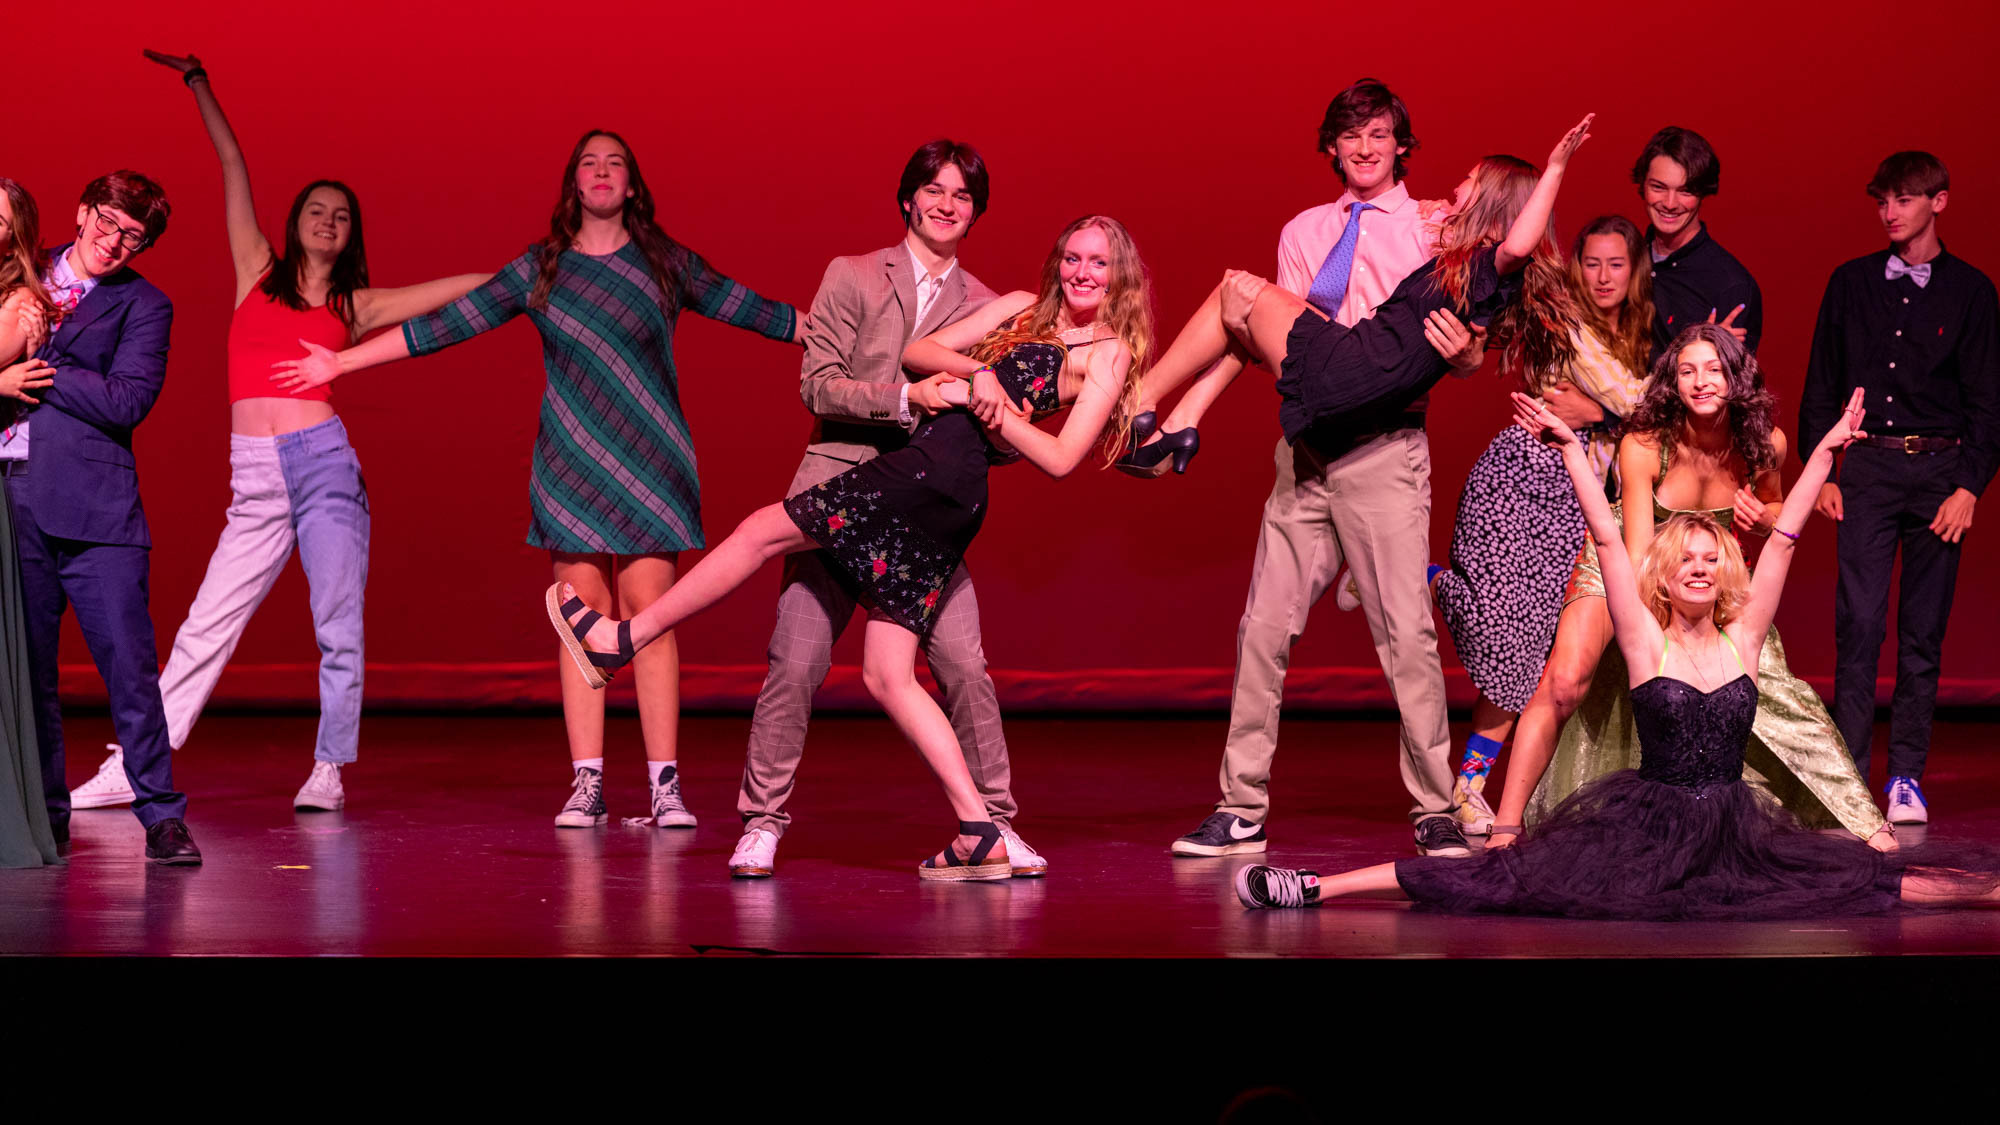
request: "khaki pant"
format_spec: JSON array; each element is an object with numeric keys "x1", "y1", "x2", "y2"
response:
[
  {"x1": 739, "y1": 553, "x2": 1015, "y2": 836},
  {"x1": 1217, "y1": 431, "x2": 1454, "y2": 825}
]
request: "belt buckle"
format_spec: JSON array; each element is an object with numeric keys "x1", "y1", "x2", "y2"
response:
[{"x1": 1903, "y1": 435, "x2": 1921, "y2": 454}]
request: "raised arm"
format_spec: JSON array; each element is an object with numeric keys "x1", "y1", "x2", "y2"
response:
[
  {"x1": 1735, "y1": 389, "x2": 1867, "y2": 645},
  {"x1": 1497, "y1": 114, "x2": 1593, "y2": 275},
  {"x1": 1515, "y1": 392, "x2": 1664, "y2": 678},
  {"x1": 977, "y1": 343, "x2": 1130, "y2": 479},
  {"x1": 145, "y1": 51, "x2": 272, "y2": 301},
  {"x1": 351, "y1": 274, "x2": 494, "y2": 337},
  {"x1": 902, "y1": 291, "x2": 1037, "y2": 377}
]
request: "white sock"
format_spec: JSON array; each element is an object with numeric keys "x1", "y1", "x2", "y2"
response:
[
  {"x1": 647, "y1": 760, "x2": 677, "y2": 788},
  {"x1": 572, "y1": 757, "x2": 604, "y2": 775}
]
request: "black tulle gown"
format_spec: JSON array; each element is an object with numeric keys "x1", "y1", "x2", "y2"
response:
[
  {"x1": 783, "y1": 340, "x2": 1067, "y2": 636},
  {"x1": 1395, "y1": 670, "x2": 1926, "y2": 920}
]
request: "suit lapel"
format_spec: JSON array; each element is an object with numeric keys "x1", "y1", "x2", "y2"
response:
[
  {"x1": 883, "y1": 248, "x2": 917, "y2": 335},
  {"x1": 49, "y1": 260, "x2": 129, "y2": 351},
  {"x1": 910, "y1": 268, "x2": 968, "y2": 341}
]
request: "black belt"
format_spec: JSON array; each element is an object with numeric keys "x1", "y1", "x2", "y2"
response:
[
  {"x1": 1858, "y1": 434, "x2": 1960, "y2": 454},
  {"x1": 0, "y1": 460, "x2": 26, "y2": 477}
]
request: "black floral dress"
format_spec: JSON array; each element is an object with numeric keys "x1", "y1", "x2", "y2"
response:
[{"x1": 783, "y1": 340, "x2": 1067, "y2": 635}]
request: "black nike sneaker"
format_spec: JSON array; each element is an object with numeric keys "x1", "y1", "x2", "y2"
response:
[
  {"x1": 1236, "y1": 865, "x2": 1320, "y2": 909},
  {"x1": 1171, "y1": 811, "x2": 1268, "y2": 856}
]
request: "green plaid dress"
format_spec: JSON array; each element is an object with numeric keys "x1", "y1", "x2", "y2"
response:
[{"x1": 404, "y1": 241, "x2": 795, "y2": 552}]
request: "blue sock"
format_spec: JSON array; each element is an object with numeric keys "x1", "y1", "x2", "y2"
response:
[
  {"x1": 1426, "y1": 564, "x2": 1445, "y2": 588},
  {"x1": 1458, "y1": 733, "x2": 1503, "y2": 782}
]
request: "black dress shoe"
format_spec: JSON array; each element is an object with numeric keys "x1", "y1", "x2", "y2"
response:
[{"x1": 144, "y1": 818, "x2": 203, "y2": 866}]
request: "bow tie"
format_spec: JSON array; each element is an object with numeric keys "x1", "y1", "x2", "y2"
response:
[{"x1": 1885, "y1": 256, "x2": 1931, "y2": 288}]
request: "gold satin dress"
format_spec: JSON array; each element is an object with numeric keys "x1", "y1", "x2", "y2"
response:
[{"x1": 1526, "y1": 499, "x2": 1887, "y2": 839}]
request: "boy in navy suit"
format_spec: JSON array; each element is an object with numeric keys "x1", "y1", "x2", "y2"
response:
[{"x1": 1, "y1": 170, "x2": 196, "y2": 863}]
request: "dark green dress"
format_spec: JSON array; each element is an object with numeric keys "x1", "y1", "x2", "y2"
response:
[{"x1": 0, "y1": 475, "x2": 58, "y2": 867}]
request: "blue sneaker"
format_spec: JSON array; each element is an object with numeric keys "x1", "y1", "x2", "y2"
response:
[{"x1": 1886, "y1": 776, "x2": 1929, "y2": 825}]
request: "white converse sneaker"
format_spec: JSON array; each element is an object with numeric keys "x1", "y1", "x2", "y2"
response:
[
  {"x1": 729, "y1": 827, "x2": 778, "y2": 878},
  {"x1": 293, "y1": 761, "x2": 346, "y2": 811},
  {"x1": 649, "y1": 764, "x2": 697, "y2": 828},
  {"x1": 555, "y1": 767, "x2": 607, "y2": 827},
  {"x1": 1000, "y1": 826, "x2": 1047, "y2": 877},
  {"x1": 70, "y1": 744, "x2": 134, "y2": 809},
  {"x1": 1454, "y1": 775, "x2": 1496, "y2": 836}
]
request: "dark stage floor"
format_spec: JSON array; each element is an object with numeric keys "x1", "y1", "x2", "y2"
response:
[{"x1": 6, "y1": 712, "x2": 2000, "y2": 958}]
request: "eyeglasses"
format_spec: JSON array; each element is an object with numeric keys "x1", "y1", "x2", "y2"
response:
[{"x1": 89, "y1": 208, "x2": 149, "y2": 252}]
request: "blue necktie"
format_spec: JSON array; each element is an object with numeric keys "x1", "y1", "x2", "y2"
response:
[{"x1": 1305, "y1": 201, "x2": 1376, "y2": 316}]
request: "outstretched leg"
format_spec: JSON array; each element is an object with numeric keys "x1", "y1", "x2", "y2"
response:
[
  {"x1": 1236, "y1": 860, "x2": 1409, "y2": 908},
  {"x1": 1146, "y1": 273, "x2": 1324, "y2": 432},
  {"x1": 562, "y1": 503, "x2": 812, "y2": 658}
]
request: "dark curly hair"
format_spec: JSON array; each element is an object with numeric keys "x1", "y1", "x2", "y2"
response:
[{"x1": 1623, "y1": 322, "x2": 1778, "y2": 474}]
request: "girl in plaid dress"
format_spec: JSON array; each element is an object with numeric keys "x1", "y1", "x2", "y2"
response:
[{"x1": 275, "y1": 130, "x2": 803, "y2": 828}]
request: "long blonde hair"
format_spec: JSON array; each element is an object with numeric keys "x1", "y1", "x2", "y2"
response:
[
  {"x1": 1638, "y1": 512, "x2": 1749, "y2": 628},
  {"x1": 971, "y1": 215, "x2": 1153, "y2": 463}
]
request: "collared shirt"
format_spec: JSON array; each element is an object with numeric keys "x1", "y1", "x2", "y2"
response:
[
  {"x1": 1646, "y1": 221, "x2": 1763, "y2": 362},
  {"x1": 0, "y1": 250, "x2": 98, "y2": 462},
  {"x1": 1801, "y1": 246, "x2": 2000, "y2": 495},
  {"x1": 1276, "y1": 181, "x2": 1438, "y2": 327},
  {"x1": 898, "y1": 242, "x2": 959, "y2": 426}
]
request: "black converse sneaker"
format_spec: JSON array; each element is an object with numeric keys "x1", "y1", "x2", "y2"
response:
[
  {"x1": 555, "y1": 767, "x2": 607, "y2": 828},
  {"x1": 1413, "y1": 815, "x2": 1472, "y2": 857},
  {"x1": 1236, "y1": 865, "x2": 1321, "y2": 909},
  {"x1": 1171, "y1": 811, "x2": 1268, "y2": 856},
  {"x1": 650, "y1": 764, "x2": 697, "y2": 828}
]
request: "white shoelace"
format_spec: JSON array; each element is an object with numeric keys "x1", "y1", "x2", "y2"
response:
[{"x1": 1260, "y1": 868, "x2": 1309, "y2": 908}]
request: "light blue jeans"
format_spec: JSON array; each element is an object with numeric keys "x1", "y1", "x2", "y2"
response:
[{"x1": 159, "y1": 416, "x2": 370, "y2": 763}]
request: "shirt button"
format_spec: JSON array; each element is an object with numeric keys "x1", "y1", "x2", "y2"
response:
[
  {"x1": 1886, "y1": 395, "x2": 1894, "y2": 403},
  {"x1": 1903, "y1": 298, "x2": 1910, "y2": 304},
  {"x1": 1895, "y1": 330, "x2": 1902, "y2": 336},
  {"x1": 1887, "y1": 420, "x2": 1895, "y2": 427},
  {"x1": 1889, "y1": 362, "x2": 1896, "y2": 369}
]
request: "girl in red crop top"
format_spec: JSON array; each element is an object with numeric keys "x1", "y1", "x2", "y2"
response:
[{"x1": 82, "y1": 51, "x2": 491, "y2": 816}]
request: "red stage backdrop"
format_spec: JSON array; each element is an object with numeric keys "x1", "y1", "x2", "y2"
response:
[{"x1": 15, "y1": 0, "x2": 2000, "y2": 711}]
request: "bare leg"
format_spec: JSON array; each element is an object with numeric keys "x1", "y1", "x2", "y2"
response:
[
  {"x1": 1901, "y1": 872, "x2": 2000, "y2": 906},
  {"x1": 1487, "y1": 595, "x2": 1612, "y2": 847},
  {"x1": 1315, "y1": 862, "x2": 1411, "y2": 901},
  {"x1": 567, "y1": 504, "x2": 812, "y2": 655},
  {"x1": 1471, "y1": 695, "x2": 1518, "y2": 747},
  {"x1": 552, "y1": 551, "x2": 615, "y2": 763},
  {"x1": 1146, "y1": 274, "x2": 1325, "y2": 433},
  {"x1": 616, "y1": 553, "x2": 682, "y2": 767},
  {"x1": 860, "y1": 615, "x2": 1003, "y2": 865}
]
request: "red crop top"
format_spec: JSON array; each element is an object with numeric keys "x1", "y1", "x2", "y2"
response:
[{"x1": 227, "y1": 285, "x2": 350, "y2": 404}]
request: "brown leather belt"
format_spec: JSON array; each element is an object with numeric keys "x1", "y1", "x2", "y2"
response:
[{"x1": 1858, "y1": 434, "x2": 1960, "y2": 454}]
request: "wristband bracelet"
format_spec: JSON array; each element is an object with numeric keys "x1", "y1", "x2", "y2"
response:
[
  {"x1": 1772, "y1": 527, "x2": 1800, "y2": 541},
  {"x1": 183, "y1": 67, "x2": 209, "y2": 87}
]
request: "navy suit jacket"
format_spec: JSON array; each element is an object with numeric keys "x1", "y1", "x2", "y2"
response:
[{"x1": 26, "y1": 244, "x2": 172, "y2": 548}]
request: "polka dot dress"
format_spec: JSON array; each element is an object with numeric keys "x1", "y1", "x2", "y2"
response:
[{"x1": 1432, "y1": 425, "x2": 1588, "y2": 712}]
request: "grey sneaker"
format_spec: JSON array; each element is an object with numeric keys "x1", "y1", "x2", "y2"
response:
[
  {"x1": 293, "y1": 761, "x2": 346, "y2": 811},
  {"x1": 649, "y1": 764, "x2": 696, "y2": 828},
  {"x1": 1414, "y1": 815, "x2": 1472, "y2": 857},
  {"x1": 556, "y1": 767, "x2": 607, "y2": 828}
]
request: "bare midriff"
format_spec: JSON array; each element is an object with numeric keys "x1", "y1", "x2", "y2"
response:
[{"x1": 231, "y1": 396, "x2": 337, "y2": 437}]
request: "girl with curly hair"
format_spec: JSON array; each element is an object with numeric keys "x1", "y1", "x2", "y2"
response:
[{"x1": 1482, "y1": 323, "x2": 1894, "y2": 852}]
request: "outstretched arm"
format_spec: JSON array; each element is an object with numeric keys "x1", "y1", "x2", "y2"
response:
[
  {"x1": 902, "y1": 291, "x2": 1037, "y2": 377},
  {"x1": 1496, "y1": 114, "x2": 1593, "y2": 275},
  {"x1": 973, "y1": 343, "x2": 1129, "y2": 478},
  {"x1": 1513, "y1": 392, "x2": 1664, "y2": 680},
  {"x1": 1735, "y1": 389, "x2": 1867, "y2": 644},
  {"x1": 271, "y1": 252, "x2": 534, "y2": 392},
  {"x1": 146, "y1": 51, "x2": 273, "y2": 300},
  {"x1": 352, "y1": 275, "x2": 494, "y2": 337}
]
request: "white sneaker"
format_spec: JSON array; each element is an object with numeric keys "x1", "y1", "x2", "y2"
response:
[
  {"x1": 70, "y1": 744, "x2": 134, "y2": 809},
  {"x1": 294, "y1": 761, "x2": 346, "y2": 811},
  {"x1": 1886, "y1": 776, "x2": 1929, "y2": 825},
  {"x1": 1454, "y1": 776, "x2": 1496, "y2": 836},
  {"x1": 649, "y1": 764, "x2": 697, "y2": 828},
  {"x1": 1334, "y1": 569, "x2": 1361, "y2": 612},
  {"x1": 1000, "y1": 826, "x2": 1047, "y2": 877},
  {"x1": 730, "y1": 827, "x2": 778, "y2": 878}
]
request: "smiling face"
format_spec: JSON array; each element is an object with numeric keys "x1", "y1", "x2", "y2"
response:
[
  {"x1": 1674, "y1": 338, "x2": 1729, "y2": 419},
  {"x1": 904, "y1": 161, "x2": 975, "y2": 248},
  {"x1": 1330, "y1": 113, "x2": 1405, "y2": 200},
  {"x1": 1058, "y1": 224, "x2": 1111, "y2": 322},
  {"x1": 1578, "y1": 232, "x2": 1632, "y2": 314},
  {"x1": 1877, "y1": 188, "x2": 1945, "y2": 246},
  {"x1": 69, "y1": 202, "x2": 146, "y2": 279},
  {"x1": 296, "y1": 185, "x2": 353, "y2": 258},
  {"x1": 1668, "y1": 526, "x2": 1723, "y2": 615},
  {"x1": 575, "y1": 135, "x2": 634, "y2": 218},
  {"x1": 1640, "y1": 155, "x2": 1702, "y2": 243}
]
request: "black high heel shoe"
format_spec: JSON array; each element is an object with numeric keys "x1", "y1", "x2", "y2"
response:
[
  {"x1": 1114, "y1": 426, "x2": 1200, "y2": 478},
  {"x1": 546, "y1": 583, "x2": 634, "y2": 690},
  {"x1": 1121, "y1": 410, "x2": 1159, "y2": 455}
]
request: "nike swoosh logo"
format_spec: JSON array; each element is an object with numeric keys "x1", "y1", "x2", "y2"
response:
[{"x1": 1228, "y1": 819, "x2": 1263, "y2": 840}]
